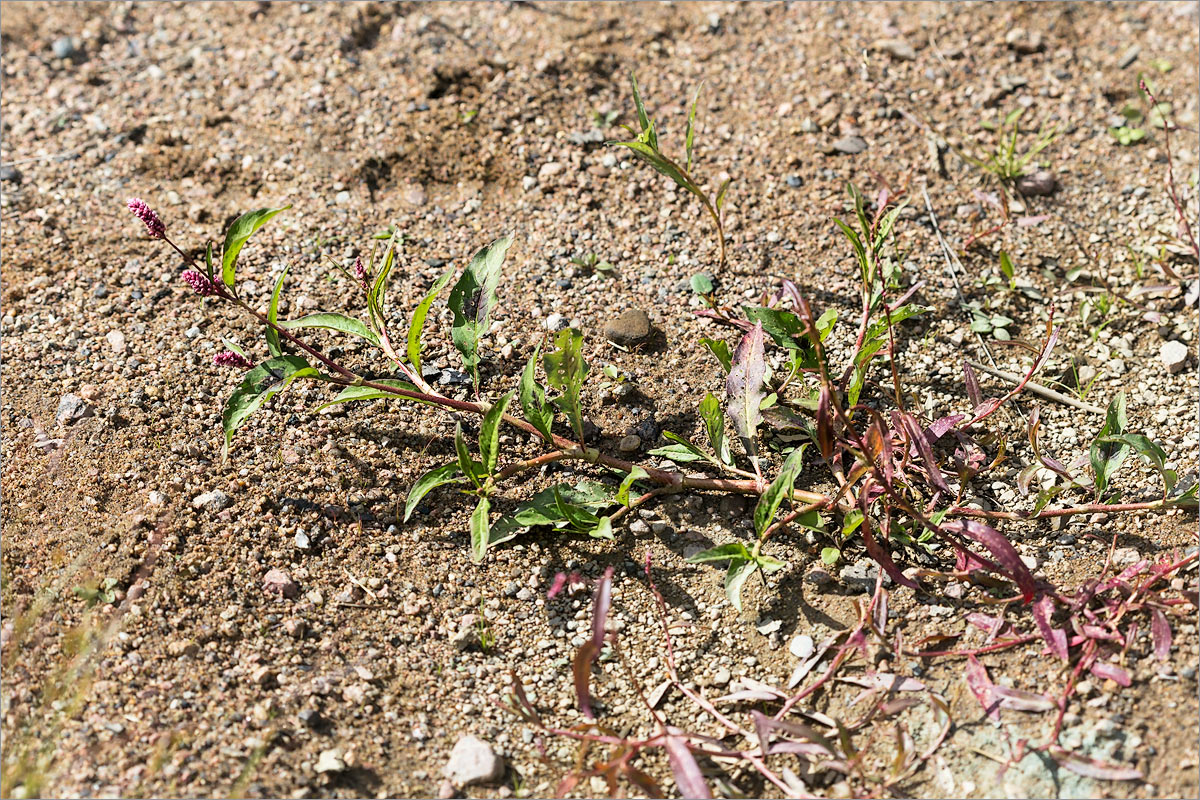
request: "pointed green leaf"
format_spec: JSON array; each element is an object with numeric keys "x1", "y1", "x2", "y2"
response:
[
  {"x1": 684, "y1": 82, "x2": 703, "y2": 174},
  {"x1": 222, "y1": 338, "x2": 249, "y2": 359},
  {"x1": 715, "y1": 177, "x2": 732, "y2": 212},
  {"x1": 407, "y1": 267, "x2": 456, "y2": 373},
  {"x1": 612, "y1": 140, "x2": 705, "y2": 202},
  {"x1": 519, "y1": 344, "x2": 554, "y2": 441},
  {"x1": 686, "y1": 542, "x2": 752, "y2": 564},
  {"x1": 404, "y1": 463, "x2": 463, "y2": 522},
  {"x1": 724, "y1": 557, "x2": 757, "y2": 612},
  {"x1": 279, "y1": 313, "x2": 380, "y2": 348},
  {"x1": 544, "y1": 328, "x2": 589, "y2": 443},
  {"x1": 590, "y1": 515, "x2": 614, "y2": 540},
  {"x1": 700, "y1": 337, "x2": 732, "y2": 373},
  {"x1": 204, "y1": 241, "x2": 215, "y2": 280},
  {"x1": 480, "y1": 390, "x2": 515, "y2": 477},
  {"x1": 221, "y1": 205, "x2": 291, "y2": 290},
  {"x1": 449, "y1": 236, "x2": 512, "y2": 388},
  {"x1": 1090, "y1": 392, "x2": 1129, "y2": 496},
  {"x1": 221, "y1": 355, "x2": 317, "y2": 462},
  {"x1": 456, "y1": 422, "x2": 482, "y2": 489},
  {"x1": 266, "y1": 266, "x2": 288, "y2": 357},
  {"x1": 700, "y1": 392, "x2": 732, "y2": 465},
  {"x1": 753, "y1": 444, "x2": 808, "y2": 537},
  {"x1": 313, "y1": 379, "x2": 430, "y2": 412},
  {"x1": 1104, "y1": 432, "x2": 1176, "y2": 495},
  {"x1": 368, "y1": 233, "x2": 398, "y2": 321},
  {"x1": 616, "y1": 466, "x2": 650, "y2": 507},
  {"x1": 470, "y1": 496, "x2": 491, "y2": 563},
  {"x1": 629, "y1": 73, "x2": 657, "y2": 150}
]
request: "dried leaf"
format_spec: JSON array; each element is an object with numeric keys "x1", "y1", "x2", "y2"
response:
[
  {"x1": 664, "y1": 735, "x2": 712, "y2": 799},
  {"x1": 726, "y1": 322, "x2": 767, "y2": 470}
]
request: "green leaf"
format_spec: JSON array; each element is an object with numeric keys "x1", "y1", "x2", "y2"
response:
[
  {"x1": 519, "y1": 345, "x2": 554, "y2": 441},
  {"x1": 1104, "y1": 433, "x2": 1176, "y2": 495},
  {"x1": 368, "y1": 233, "x2": 397, "y2": 321},
  {"x1": 312, "y1": 379, "x2": 430, "y2": 412},
  {"x1": 821, "y1": 547, "x2": 840, "y2": 565},
  {"x1": 700, "y1": 337, "x2": 732, "y2": 373},
  {"x1": 611, "y1": 139, "x2": 705, "y2": 203},
  {"x1": 684, "y1": 82, "x2": 703, "y2": 174},
  {"x1": 456, "y1": 422, "x2": 482, "y2": 489},
  {"x1": 1090, "y1": 392, "x2": 1129, "y2": 496},
  {"x1": 629, "y1": 73, "x2": 657, "y2": 150},
  {"x1": 647, "y1": 443, "x2": 705, "y2": 463},
  {"x1": 724, "y1": 558, "x2": 757, "y2": 612},
  {"x1": 590, "y1": 515, "x2": 614, "y2": 540},
  {"x1": 279, "y1": 313, "x2": 381, "y2": 348},
  {"x1": 616, "y1": 467, "x2": 649, "y2": 507},
  {"x1": 686, "y1": 542, "x2": 753, "y2": 564},
  {"x1": 544, "y1": 328, "x2": 589, "y2": 443},
  {"x1": 480, "y1": 390, "x2": 515, "y2": 477},
  {"x1": 999, "y1": 251, "x2": 1015, "y2": 283},
  {"x1": 404, "y1": 463, "x2": 463, "y2": 522},
  {"x1": 553, "y1": 487, "x2": 602, "y2": 531},
  {"x1": 753, "y1": 444, "x2": 807, "y2": 537},
  {"x1": 700, "y1": 392, "x2": 732, "y2": 465},
  {"x1": 407, "y1": 268, "x2": 455, "y2": 373},
  {"x1": 470, "y1": 496, "x2": 491, "y2": 563},
  {"x1": 265, "y1": 267, "x2": 289, "y2": 357},
  {"x1": 222, "y1": 338, "x2": 249, "y2": 359},
  {"x1": 221, "y1": 355, "x2": 318, "y2": 462},
  {"x1": 690, "y1": 273, "x2": 714, "y2": 295},
  {"x1": 221, "y1": 205, "x2": 291, "y2": 290},
  {"x1": 715, "y1": 177, "x2": 731, "y2": 211},
  {"x1": 743, "y1": 306, "x2": 809, "y2": 351},
  {"x1": 660, "y1": 431, "x2": 717, "y2": 464},
  {"x1": 449, "y1": 236, "x2": 512, "y2": 387},
  {"x1": 204, "y1": 241, "x2": 215, "y2": 280}
]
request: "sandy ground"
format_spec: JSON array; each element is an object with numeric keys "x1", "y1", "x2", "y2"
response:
[{"x1": 2, "y1": 2, "x2": 1198, "y2": 798}]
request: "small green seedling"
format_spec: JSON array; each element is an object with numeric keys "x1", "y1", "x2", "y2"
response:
[{"x1": 73, "y1": 577, "x2": 118, "y2": 607}]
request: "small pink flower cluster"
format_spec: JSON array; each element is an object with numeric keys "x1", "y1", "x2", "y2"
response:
[
  {"x1": 126, "y1": 198, "x2": 165, "y2": 239},
  {"x1": 354, "y1": 256, "x2": 368, "y2": 289},
  {"x1": 213, "y1": 351, "x2": 253, "y2": 369},
  {"x1": 182, "y1": 270, "x2": 219, "y2": 297}
]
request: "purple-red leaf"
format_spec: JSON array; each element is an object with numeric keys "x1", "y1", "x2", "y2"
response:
[
  {"x1": 816, "y1": 384, "x2": 834, "y2": 462},
  {"x1": 1031, "y1": 594, "x2": 1069, "y2": 660},
  {"x1": 572, "y1": 640, "x2": 601, "y2": 720},
  {"x1": 991, "y1": 685, "x2": 1057, "y2": 712},
  {"x1": 1151, "y1": 608, "x2": 1172, "y2": 662},
  {"x1": 964, "y1": 655, "x2": 1000, "y2": 721},
  {"x1": 1049, "y1": 747, "x2": 1143, "y2": 781},
  {"x1": 1089, "y1": 660, "x2": 1132, "y2": 687},
  {"x1": 726, "y1": 322, "x2": 767, "y2": 464},
  {"x1": 591, "y1": 567, "x2": 613, "y2": 649},
  {"x1": 963, "y1": 361, "x2": 983, "y2": 408},
  {"x1": 944, "y1": 520, "x2": 1038, "y2": 602},
  {"x1": 839, "y1": 673, "x2": 925, "y2": 692},
  {"x1": 860, "y1": 514, "x2": 919, "y2": 590},
  {"x1": 664, "y1": 735, "x2": 712, "y2": 799},
  {"x1": 898, "y1": 412, "x2": 948, "y2": 492}
]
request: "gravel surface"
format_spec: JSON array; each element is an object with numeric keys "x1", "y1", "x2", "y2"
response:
[{"x1": 2, "y1": 3, "x2": 1198, "y2": 799}]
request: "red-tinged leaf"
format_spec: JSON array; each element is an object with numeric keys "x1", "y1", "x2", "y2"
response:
[
  {"x1": 816, "y1": 384, "x2": 834, "y2": 461},
  {"x1": 991, "y1": 685, "x2": 1056, "y2": 712},
  {"x1": 879, "y1": 696, "x2": 923, "y2": 716},
  {"x1": 899, "y1": 412, "x2": 948, "y2": 492},
  {"x1": 1031, "y1": 595, "x2": 1069, "y2": 660},
  {"x1": 714, "y1": 688, "x2": 783, "y2": 703},
  {"x1": 963, "y1": 361, "x2": 983, "y2": 408},
  {"x1": 1016, "y1": 463, "x2": 1041, "y2": 497},
  {"x1": 726, "y1": 322, "x2": 767, "y2": 464},
  {"x1": 693, "y1": 308, "x2": 753, "y2": 330},
  {"x1": 663, "y1": 735, "x2": 711, "y2": 799},
  {"x1": 591, "y1": 566, "x2": 613, "y2": 649},
  {"x1": 1049, "y1": 747, "x2": 1143, "y2": 781},
  {"x1": 768, "y1": 741, "x2": 834, "y2": 758},
  {"x1": 944, "y1": 520, "x2": 1038, "y2": 602},
  {"x1": 1089, "y1": 660, "x2": 1131, "y2": 687},
  {"x1": 623, "y1": 765, "x2": 665, "y2": 799},
  {"x1": 1151, "y1": 608, "x2": 1172, "y2": 662},
  {"x1": 781, "y1": 279, "x2": 803, "y2": 311},
  {"x1": 839, "y1": 673, "x2": 925, "y2": 692},
  {"x1": 572, "y1": 639, "x2": 601, "y2": 720},
  {"x1": 751, "y1": 711, "x2": 837, "y2": 757},
  {"x1": 964, "y1": 655, "x2": 1000, "y2": 721},
  {"x1": 508, "y1": 670, "x2": 542, "y2": 725},
  {"x1": 859, "y1": 504, "x2": 919, "y2": 590},
  {"x1": 925, "y1": 414, "x2": 966, "y2": 444},
  {"x1": 1016, "y1": 214, "x2": 1051, "y2": 227}
]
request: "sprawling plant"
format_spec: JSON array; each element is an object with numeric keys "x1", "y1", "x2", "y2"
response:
[{"x1": 127, "y1": 73, "x2": 1195, "y2": 797}]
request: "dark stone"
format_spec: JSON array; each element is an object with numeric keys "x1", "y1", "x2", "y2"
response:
[
  {"x1": 1015, "y1": 170, "x2": 1058, "y2": 197},
  {"x1": 602, "y1": 309, "x2": 653, "y2": 346},
  {"x1": 0, "y1": 166, "x2": 21, "y2": 184}
]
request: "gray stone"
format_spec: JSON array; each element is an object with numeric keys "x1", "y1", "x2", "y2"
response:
[
  {"x1": 839, "y1": 559, "x2": 891, "y2": 593},
  {"x1": 1015, "y1": 170, "x2": 1058, "y2": 197},
  {"x1": 443, "y1": 735, "x2": 504, "y2": 787},
  {"x1": 832, "y1": 136, "x2": 868, "y2": 155},
  {"x1": 51, "y1": 36, "x2": 77, "y2": 60},
  {"x1": 438, "y1": 369, "x2": 471, "y2": 386},
  {"x1": 0, "y1": 166, "x2": 21, "y2": 183},
  {"x1": 1161, "y1": 339, "x2": 1188, "y2": 374},
  {"x1": 618, "y1": 434, "x2": 641, "y2": 453},
  {"x1": 1004, "y1": 28, "x2": 1044, "y2": 55},
  {"x1": 56, "y1": 394, "x2": 94, "y2": 425},
  {"x1": 874, "y1": 38, "x2": 916, "y2": 61},
  {"x1": 263, "y1": 568, "x2": 299, "y2": 599},
  {"x1": 789, "y1": 634, "x2": 815, "y2": 659},
  {"x1": 602, "y1": 309, "x2": 653, "y2": 346},
  {"x1": 711, "y1": 667, "x2": 731, "y2": 686},
  {"x1": 544, "y1": 312, "x2": 568, "y2": 332},
  {"x1": 191, "y1": 489, "x2": 231, "y2": 513},
  {"x1": 315, "y1": 748, "x2": 347, "y2": 774}
]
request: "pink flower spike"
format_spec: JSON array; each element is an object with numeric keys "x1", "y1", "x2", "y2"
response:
[
  {"x1": 126, "y1": 198, "x2": 165, "y2": 239},
  {"x1": 182, "y1": 270, "x2": 219, "y2": 297},
  {"x1": 213, "y1": 351, "x2": 254, "y2": 370},
  {"x1": 354, "y1": 256, "x2": 367, "y2": 287}
]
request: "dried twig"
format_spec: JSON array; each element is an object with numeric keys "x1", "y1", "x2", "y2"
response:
[{"x1": 965, "y1": 360, "x2": 1105, "y2": 416}]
